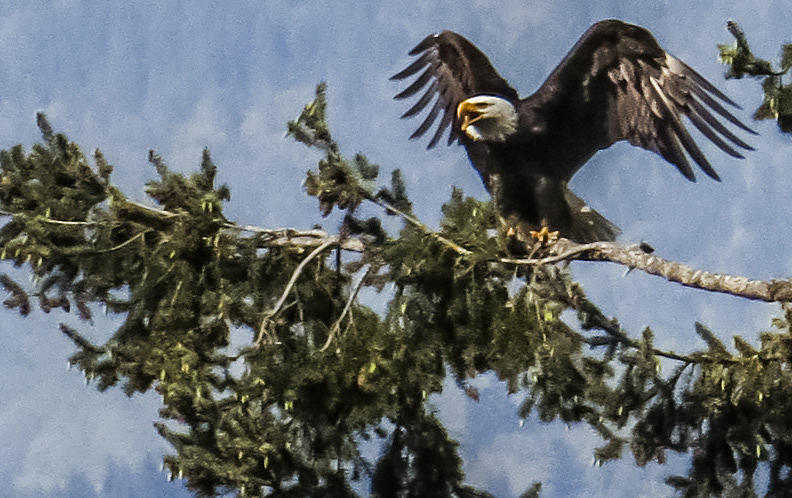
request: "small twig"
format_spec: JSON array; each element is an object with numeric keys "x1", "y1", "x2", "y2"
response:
[
  {"x1": 93, "y1": 229, "x2": 153, "y2": 254},
  {"x1": 256, "y1": 238, "x2": 336, "y2": 346},
  {"x1": 319, "y1": 266, "x2": 372, "y2": 352},
  {"x1": 366, "y1": 196, "x2": 471, "y2": 256},
  {"x1": 39, "y1": 218, "x2": 94, "y2": 226},
  {"x1": 0, "y1": 209, "x2": 95, "y2": 226},
  {"x1": 122, "y1": 199, "x2": 178, "y2": 218}
]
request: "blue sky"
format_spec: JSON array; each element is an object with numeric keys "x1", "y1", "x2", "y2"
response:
[{"x1": 0, "y1": 1, "x2": 790, "y2": 496}]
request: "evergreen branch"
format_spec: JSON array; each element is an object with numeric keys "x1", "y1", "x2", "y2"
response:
[
  {"x1": 580, "y1": 330, "x2": 694, "y2": 364},
  {"x1": 558, "y1": 276, "x2": 786, "y2": 366},
  {"x1": 726, "y1": 21, "x2": 786, "y2": 76},
  {"x1": 503, "y1": 239, "x2": 792, "y2": 303},
  {"x1": 623, "y1": 342, "x2": 692, "y2": 364},
  {"x1": 720, "y1": 20, "x2": 791, "y2": 132},
  {"x1": 579, "y1": 302, "x2": 783, "y2": 366},
  {"x1": 1, "y1": 205, "x2": 365, "y2": 252},
  {"x1": 319, "y1": 265, "x2": 371, "y2": 352},
  {"x1": 59, "y1": 323, "x2": 103, "y2": 354},
  {"x1": 549, "y1": 281, "x2": 699, "y2": 364},
  {"x1": 256, "y1": 238, "x2": 337, "y2": 346}
]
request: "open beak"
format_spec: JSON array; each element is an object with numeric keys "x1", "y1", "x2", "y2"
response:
[{"x1": 457, "y1": 101, "x2": 488, "y2": 132}]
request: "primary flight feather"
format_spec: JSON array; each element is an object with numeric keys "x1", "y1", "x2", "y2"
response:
[{"x1": 391, "y1": 19, "x2": 755, "y2": 243}]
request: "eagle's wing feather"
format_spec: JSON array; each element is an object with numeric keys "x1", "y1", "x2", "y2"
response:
[
  {"x1": 533, "y1": 19, "x2": 755, "y2": 182},
  {"x1": 391, "y1": 31, "x2": 519, "y2": 148}
]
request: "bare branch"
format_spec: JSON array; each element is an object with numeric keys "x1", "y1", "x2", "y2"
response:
[
  {"x1": 504, "y1": 239, "x2": 792, "y2": 303},
  {"x1": 319, "y1": 266, "x2": 372, "y2": 352},
  {"x1": 225, "y1": 225, "x2": 365, "y2": 252},
  {"x1": 256, "y1": 238, "x2": 336, "y2": 346},
  {"x1": 263, "y1": 233, "x2": 364, "y2": 252}
]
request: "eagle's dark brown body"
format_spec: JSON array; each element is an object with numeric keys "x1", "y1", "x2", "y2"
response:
[{"x1": 392, "y1": 20, "x2": 755, "y2": 243}]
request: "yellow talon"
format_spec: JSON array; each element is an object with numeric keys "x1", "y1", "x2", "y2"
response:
[{"x1": 529, "y1": 226, "x2": 559, "y2": 244}]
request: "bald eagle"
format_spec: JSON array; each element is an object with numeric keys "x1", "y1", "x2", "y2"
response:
[{"x1": 391, "y1": 20, "x2": 755, "y2": 243}]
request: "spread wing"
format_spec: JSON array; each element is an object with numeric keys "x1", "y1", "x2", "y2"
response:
[
  {"x1": 390, "y1": 30, "x2": 518, "y2": 149},
  {"x1": 534, "y1": 19, "x2": 756, "y2": 181}
]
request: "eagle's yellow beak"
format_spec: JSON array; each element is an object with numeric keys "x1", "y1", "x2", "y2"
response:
[{"x1": 457, "y1": 100, "x2": 489, "y2": 132}]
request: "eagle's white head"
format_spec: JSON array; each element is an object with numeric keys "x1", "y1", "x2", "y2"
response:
[{"x1": 457, "y1": 95, "x2": 518, "y2": 143}]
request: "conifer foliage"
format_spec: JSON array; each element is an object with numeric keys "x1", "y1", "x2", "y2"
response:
[
  {"x1": 719, "y1": 21, "x2": 792, "y2": 132},
  {"x1": 1, "y1": 27, "x2": 792, "y2": 498}
]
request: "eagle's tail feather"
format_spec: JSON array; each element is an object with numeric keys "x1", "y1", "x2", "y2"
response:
[{"x1": 564, "y1": 190, "x2": 621, "y2": 243}]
